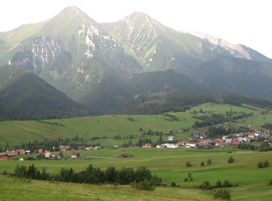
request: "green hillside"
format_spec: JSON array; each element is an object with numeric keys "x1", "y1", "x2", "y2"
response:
[
  {"x1": 0, "y1": 65, "x2": 89, "y2": 120},
  {"x1": 189, "y1": 57, "x2": 272, "y2": 99},
  {"x1": 0, "y1": 101, "x2": 270, "y2": 145}
]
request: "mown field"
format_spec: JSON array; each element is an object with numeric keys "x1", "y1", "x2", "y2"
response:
[{"x1": 1, "y1": 147, "x2": 272, "y2": 200}]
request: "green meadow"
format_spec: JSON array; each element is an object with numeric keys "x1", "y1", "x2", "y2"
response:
[
  {"x1": 0, "y1": 103, "x2": 269, "y2": 145},
  {"x1": 1, "y1": 147, "x2": 272, "y2": 200},
  {"x1": 1, "y1": 102, "x2": 272, "y2": 200}
]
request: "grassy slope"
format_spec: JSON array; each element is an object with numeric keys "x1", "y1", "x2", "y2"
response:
[
  {"x1": 0, "y1": 175, "x2": 214, "y2": 201},
  {"x1": 0, "y1": 103, "x2": 268, "y2": 144},
  {"x1": 1, "y1": 147, "x2": 272, "y2": 200},
  {"x1": 0, "y1": 103, "x2": 271, "y2": 200}
]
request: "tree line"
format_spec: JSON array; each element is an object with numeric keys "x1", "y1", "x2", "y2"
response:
[{"x1": 9, "y1": 164, "x2": 162, "y2": 187}]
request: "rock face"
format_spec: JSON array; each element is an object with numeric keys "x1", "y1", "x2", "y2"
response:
[
  {"x1": 11, "y1": 36, "x2": 64, "y2": 76},
  {"x1": 190, "y1": 31, "x2": 252, "y2": 60}
]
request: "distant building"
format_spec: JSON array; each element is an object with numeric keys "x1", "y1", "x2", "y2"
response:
[{"x1": 71, "y1": 152, "x2": 81, "y2": 159}]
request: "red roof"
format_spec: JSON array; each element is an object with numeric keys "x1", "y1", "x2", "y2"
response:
[
  {"x1": 230, "y1": 142, "x2": 240, "y2": 145},
  {"x1": 0, "y1": 156, "x2": 7, "y2": 160}
]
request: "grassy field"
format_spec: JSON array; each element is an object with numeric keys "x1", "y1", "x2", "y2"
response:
[
  {"x1": 1, "y1": 147, "x2": 272, "y2": 200},
  {"x1": 0, "y1": 103, "x2": 269, "y2": 145},
  {"x1": 0, "y1": 102, "x2": 271, "y2": 200}
]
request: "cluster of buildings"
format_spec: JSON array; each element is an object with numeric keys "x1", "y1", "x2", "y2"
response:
[{"x1": 0, "y1": 145, "x2": 102, "y2": 160}]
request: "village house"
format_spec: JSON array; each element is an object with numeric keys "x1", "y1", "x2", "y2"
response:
[
  {"x1": 142, "y1": 143, "x2": 152, "y2": 148},
  {"x1": 177, "y1": 141, "x2": 186, "y2": 146},
  {"x1": 18, "y1": 149, "x2": 25, "y2": 155},
  {"x1": 168, "y1": 136, "x2": 174, "y2": 141},
  {"x1": 230, "y1": 142, "x2": 240, "y2": 146},
  {"x1": 194, "y1": 132, "x2": 206, "y2": 138},
  {"x1": 186, "y1": 143, "x2": 197, "y2": 148},
  {"x1": 45, "y1": 152, "x2": 52, "y2": 158},
  {"x1": 6, "y1": 150, "x2": 19, "y2": 157},
  {"x1": 156, "y1": 144, "x2": 166, "y2": 148},
  {"x1": 225, "y1": 139, "x2": 232, "y2": 144},
  {"x1": 164, "y1": 143, "x2": 178, "y2": 148},
  {"x1": 71, "y1": 152, "x2": 81, "y2": 159},
  {"x1": 0, "y1": 156, "x2": 7, "y2": 160},
  {"x1": 59, "y1": 145, "x2": 71, "y2": 151}
]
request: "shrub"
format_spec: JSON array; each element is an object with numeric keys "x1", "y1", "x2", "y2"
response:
[
  {"x1": 257, "y1": 161, "x2": 263, "y2": 168},
  {"x1": 228, "y1": 156, "x2": 234, "y2": 163},
  {"x1": 213, "y1": 188, "x2": 231, "y2": 200},
  {"x1": 222, "y1": 180, "x2": 232, "y2": 187},
  {"x1": 268, "y1": 179, "x2": 272, "y2": 186},
  {"x1": 200, "y1": 181, "x2": 212, "y2": 189},
  {"x1": 3, "y1": 170, "x2": 7, "y2": 175},
  {"x1": 263, "y1": 160, "x2": 269, "y2": 167},
  {"x1": 215, "y1": 180, "x2": 222, "y2": 188},
  {"x1": 207, "y1": 159, "x2": 212, "y2": 165},
  {"x1": 184, "y1": 178, "x2": 188, "y2": 182},
  {"x1": 200, "y1": 161, "x2": 204, "y2": 167},
  {"x1": 171, "y1": 181, "x2": 176, "y2": 187},
  {"x1": 186, "y1": 161, "x2": 192, "y2": 167}
]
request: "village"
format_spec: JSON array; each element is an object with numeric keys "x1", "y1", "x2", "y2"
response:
[{"x1": 0, "y1": 124, "x2": 271, "y2": 161}]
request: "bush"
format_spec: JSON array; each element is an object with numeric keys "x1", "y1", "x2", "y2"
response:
[
  {"x1": 207, "y1": 159, "x2": 212, "y2": 165},
  {"x1": 184, "y1": 178, "x2": 188, "y2": 182},
  {"x1": 215, "y1": 180, "x2": 222, "y2": 188},
  {"x1": 257, "y1": 161, "x2": 263, "y2": 168},
  {"x1": 171, "y1": 181, "x2": 176, "y2": 187},
  {"x1": 130, "y1": 178, "x2": 157, "y2": 191},
  {"x1": 186, "y1": 161, "x2": 192, "y2": 167},
  {"x1": 222, "y1": 180, "x2": 232, "y2": 187},
  {"x1": 213, "y1": 188, "x2": 231, "y2": 200},
  {"x1": 228, "y1": 156, "x2": 234, "y2": 163},
  {"x1": 263, "y1": 160, "x2": 269, "y2": 167},
  {"x1": 200, "y1": 161, "x2": 204, "y2": 167},
  {"x1": 199, "y1": 181, "x2": 212, "y2": 189},
  {"x1": 268, "y1": 179, "x2": 272, "y2": 186},
  {"x1": 3, "y1": 170, "x2": 7, "y2": 175}
]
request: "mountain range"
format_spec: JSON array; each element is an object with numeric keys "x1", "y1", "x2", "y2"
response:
[{"x1": 0, "y1": 6, "x2": 271, "y2": 118}]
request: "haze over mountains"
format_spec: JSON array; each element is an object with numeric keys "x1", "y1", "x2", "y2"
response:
[{"x1": 0, "y1": 6, "x2": 271, "y2": 119}]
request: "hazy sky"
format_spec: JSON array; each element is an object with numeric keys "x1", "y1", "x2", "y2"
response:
[{"x1": 1, "y1": 0, "x2": 271, "y2": 58}]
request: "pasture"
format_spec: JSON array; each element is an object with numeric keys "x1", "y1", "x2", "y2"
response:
[{"x1": 1, "y1": 147, "x2": 272, "y2": 200}]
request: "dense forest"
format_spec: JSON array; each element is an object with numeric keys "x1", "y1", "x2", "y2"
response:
[{"x1": 116, "y1": 93, "x2": 272, "y2": 115}]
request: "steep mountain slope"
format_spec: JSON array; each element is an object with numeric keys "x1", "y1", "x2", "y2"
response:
[
  {"x1": 189, "y1": 57, "x2": 272, "y2": 99},
  {"x1": 0, "y1": 65, "x2": 89, "y2": 119},
  {"x1": 79, "y1": 69, "x2": 209, "y2": 115},
  {"x1": 0, "y1": 7, "x2": 271, "y2": 116},
  {"x1": 103, "y1": 12, "x2": 272, "y2": 74}
]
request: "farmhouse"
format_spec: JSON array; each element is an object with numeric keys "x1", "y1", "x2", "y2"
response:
[
  {"x1": 156, "y1": 144, "x2": 166, "y2": 148},
  {"x1": 0, "y1": 156, "x2": 7, "y2": 160},
  {"x1": 168, "y1": 136, "x2": 174, "y2": 141},
  {"x1": 164, "y1": 143, "x2": 178, "y2": 148},
  {"x1": 59, "y1": 145, "x2": 71, "y2": 151},
  {"x1": 71, "y1": 152, "x2": 81, "y2": 159},
  {"x1": 177, "y1": 141, "x2": 186, "y2": 146},
  {"x1": 142, "y1": 143, "x2": 152, "y2": 148},
  {"x1": 45, "y1": 152, "x2": 52, "y2": 158}
]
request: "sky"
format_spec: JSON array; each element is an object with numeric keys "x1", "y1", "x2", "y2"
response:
[{"x1": 1, "y1": 0, "x2": 271, "y2": 58}]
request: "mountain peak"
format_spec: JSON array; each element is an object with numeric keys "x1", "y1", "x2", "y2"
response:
[{"x1": 61, "y1": 6, "x2": 84, "y2": 16}]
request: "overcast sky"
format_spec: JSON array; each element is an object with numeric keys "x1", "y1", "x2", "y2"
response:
[{"x1": 1, "y1": 0, "x2": 271, "y2": 58}]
